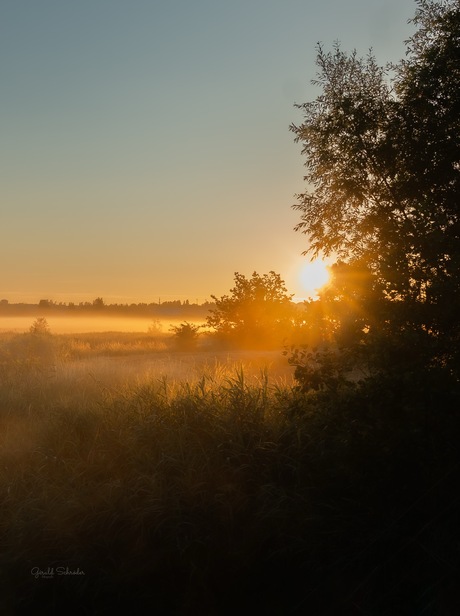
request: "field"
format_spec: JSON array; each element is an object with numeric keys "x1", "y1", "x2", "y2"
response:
[
  {"x1": 0, "y1": 314, "x2": 204, "y2": 335},
  {"x1": 0, "y1": 325, "x2": 458, "y2": 614}
]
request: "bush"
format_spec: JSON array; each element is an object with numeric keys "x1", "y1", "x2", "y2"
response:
[
  {"x1": 29, "y1": 317, "x2": 51, "y2": 336},
  {"x1": 169, "y1": 321, "x2": 201, "y2": 351}
]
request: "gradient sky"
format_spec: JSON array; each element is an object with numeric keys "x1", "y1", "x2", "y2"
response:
[{"x1": 1, "y1": 0, "x2": 416, "y2": 304}]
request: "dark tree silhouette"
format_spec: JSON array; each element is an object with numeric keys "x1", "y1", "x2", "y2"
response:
[{"x1": 290, "y1": 0, "x2": 460, "y2": 384}]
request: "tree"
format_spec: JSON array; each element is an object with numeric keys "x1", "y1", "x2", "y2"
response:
[
  {"x1": 207, "y1": 271, "x2": 294, "y2": 349},
  {"x1": 290, "y1": 0, "x2": 460, "y2": 381},
  {"x1": 38, "y1": 299, "x2": 53, "y2": 309},
  {"x1": 169, "y1": 321, "x2": 201, "y2": 351},
  {"x1": 29, "y1": 317, "x2": 51, "y2": 336},
  {"x1": 147, "y1": 319, "x2": 162, "y2": 335}
]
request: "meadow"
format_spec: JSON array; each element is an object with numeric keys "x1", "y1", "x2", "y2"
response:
[
  {"x1": 0, "y1": 314, "x2": 200, "y2": 335},
  {"x1": 0, "y1": 323, "x2": 458, "y2": 614}
]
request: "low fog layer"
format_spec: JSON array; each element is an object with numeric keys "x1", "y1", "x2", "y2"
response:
[{"x1": 0, "y1": 316, "x2": 194, "y2": 334}]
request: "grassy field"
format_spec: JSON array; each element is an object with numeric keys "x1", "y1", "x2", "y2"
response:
[
  {"x1": 0, "y1": 327, "x2": 459, "y2": 614},
  {"x1": 0, "y1": 314, "x2": 206, "y2": 335}
]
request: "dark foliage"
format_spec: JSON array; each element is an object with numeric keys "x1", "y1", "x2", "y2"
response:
[{"x1": 289, "y1": 0, "x2": 460, "y2": 390}]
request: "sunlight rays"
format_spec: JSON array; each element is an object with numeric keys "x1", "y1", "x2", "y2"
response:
[{"x1": 298, "y1": 259, "x2": 330, "y2": 298}]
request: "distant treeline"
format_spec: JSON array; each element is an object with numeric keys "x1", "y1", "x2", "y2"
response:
[{"x1": 0, "y1": 297, "x2": 216, "y2": 319}]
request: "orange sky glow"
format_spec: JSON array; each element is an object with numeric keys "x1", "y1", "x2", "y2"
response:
[{"x1": 0, "y1": 1, "x2": 415, "y2": 306}]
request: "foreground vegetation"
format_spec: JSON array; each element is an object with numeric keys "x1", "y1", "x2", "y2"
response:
[{"x1": 0, "y1": 328, "x2": 459, "y2": 615}]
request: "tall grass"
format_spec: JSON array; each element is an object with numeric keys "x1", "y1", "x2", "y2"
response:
[{"x1": 0, "y1": 329, "x2": 458, "y2": 614}]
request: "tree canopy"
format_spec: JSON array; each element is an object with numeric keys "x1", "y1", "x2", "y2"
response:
[
  {"x1": 290, "y1": 0, "x2": 460, "y2": 384},
  {"x1": 207, "y1": 271, "x2": 294, "y2": 349}
]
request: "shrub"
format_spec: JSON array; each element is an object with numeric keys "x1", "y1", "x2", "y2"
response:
[
  {"x1": 29, "y1": 317, "x2": 51, "y2": 336},
  {"x1": 169, "y1": 321, "x2": 201, "y2": 351}
]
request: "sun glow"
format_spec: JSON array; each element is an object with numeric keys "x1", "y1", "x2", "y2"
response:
[{"x1": 298, "y1": 259, "x2": 330, "y2": 298}]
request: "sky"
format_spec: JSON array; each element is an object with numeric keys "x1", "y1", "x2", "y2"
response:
[{"x1": 1, "y1": 0, "x2": 417, "y2": 304}]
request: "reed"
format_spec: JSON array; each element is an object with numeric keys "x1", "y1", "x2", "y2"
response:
[{"x1": 0, "y1": 329, "x2": 457, "y2": 614}]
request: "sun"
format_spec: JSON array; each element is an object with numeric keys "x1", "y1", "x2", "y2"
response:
[{"x1": 298, "y1": 259, "x2": 330, "y2": 297}]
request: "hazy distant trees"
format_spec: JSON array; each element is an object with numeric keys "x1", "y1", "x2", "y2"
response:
[
  {"x1": 0, "y1": 299, "x2": 214, "y2": 321},
  {"x1": 289, "y1": 0, "x2": 460, "y2": 390},
  {"x1": 207, "y1": 272, "x2": 295, "y2": 349}
]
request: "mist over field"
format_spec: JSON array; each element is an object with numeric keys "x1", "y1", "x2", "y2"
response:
[{"x1": 0, "y1": 315, "x2": 197, "y2": 334}]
